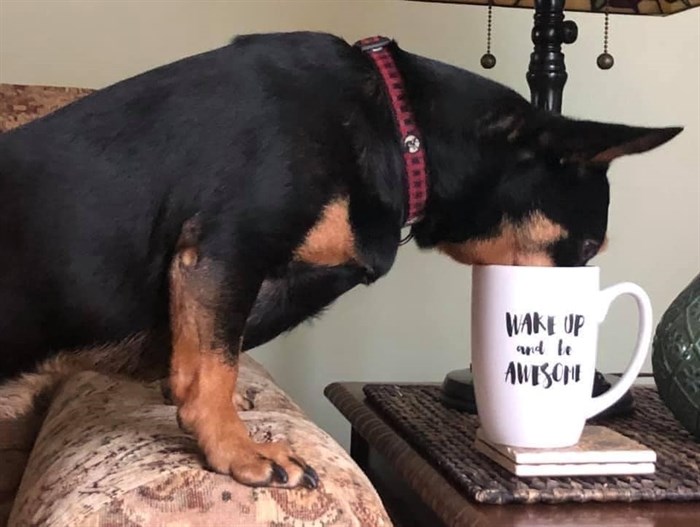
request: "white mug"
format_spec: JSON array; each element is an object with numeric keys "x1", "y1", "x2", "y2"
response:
[{"x1": 471, "y1": 265, "x2": 652, "y2": 448}]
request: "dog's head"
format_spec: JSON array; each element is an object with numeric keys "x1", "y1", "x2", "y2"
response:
[{"x1": 412, "y1": 106, "x2": 682, "y2": 267}]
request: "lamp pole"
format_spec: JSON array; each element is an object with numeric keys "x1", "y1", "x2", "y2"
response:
[
  {"x1": 527, "y1": 0, "x2": 579, "y2": 114},
  {"x1": 442, "y1": 0, "x2": 583, "y2": 410}
]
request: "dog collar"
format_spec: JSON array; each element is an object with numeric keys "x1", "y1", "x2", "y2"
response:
[{"x1": 355, "y1": 36, "x2": 429, "y2": 227}]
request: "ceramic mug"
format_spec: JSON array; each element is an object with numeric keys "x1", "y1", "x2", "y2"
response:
[{"x1": 471, "y1": 265, "x2": 652, "y2": 448}]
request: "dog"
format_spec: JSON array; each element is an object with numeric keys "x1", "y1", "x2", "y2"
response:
[{"x1": 0, "y1": 32, "x2": 681, "y2": 488}]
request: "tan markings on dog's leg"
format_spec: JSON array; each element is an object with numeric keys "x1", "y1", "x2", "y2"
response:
[
  {"x1": 163, "y1": 376, "x2": 251, "y2": 411},
  {"x1": 168, "y1": 245, "x2": 204, "y2": 407},
  {"x1": 294, "y1": 198, "x2": 356, "y2": 265},
  {"x1": 168, "y1": 216, "x2": 214, "y2": 405},
  {"x1": 169, "y1": 238, "x2": 317, "y2": 488},
  {"x1": 178, "y1": 352, "x2": 314, "y2": 487}
]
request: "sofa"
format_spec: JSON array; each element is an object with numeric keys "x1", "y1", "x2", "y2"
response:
[{"x1": 0, "y1": 84, "x2": 391, "y2": 527}]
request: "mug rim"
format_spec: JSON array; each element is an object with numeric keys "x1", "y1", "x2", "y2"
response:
[{"x1": 472, "y1": 264, "x2": 600, "y2": 271}]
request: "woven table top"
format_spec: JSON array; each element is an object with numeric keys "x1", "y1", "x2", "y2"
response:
[{"x1": 362, "y1": 384, "x2": 700, "y2": 505}]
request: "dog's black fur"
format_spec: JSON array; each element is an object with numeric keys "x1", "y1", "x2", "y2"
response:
[
  {"x1": 0, "y1": 31, "x2": 682, "y2": 485},
  {"x1": 0, "y1": 30, "x2": 682, "y2": 376}
]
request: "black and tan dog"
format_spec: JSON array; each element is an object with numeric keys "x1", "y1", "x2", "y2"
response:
[{"x1": 0, "y1": 32, "x2": 681, "y2": 488}]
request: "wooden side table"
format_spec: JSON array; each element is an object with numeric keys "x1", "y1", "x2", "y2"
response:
[{"x1": 325, "y1": 382, "x2": 700, "y2": 527}]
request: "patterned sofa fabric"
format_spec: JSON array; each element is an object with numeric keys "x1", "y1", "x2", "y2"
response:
[
  {"x1": 0, "y1": 84, "x2": 391, "y2": 526},
  {"x1": 0, "y1": 84, "x2": 93, "y2": 133},
  {"x1": 9, "y1": 356, "x2": 390, "y2": 526}
]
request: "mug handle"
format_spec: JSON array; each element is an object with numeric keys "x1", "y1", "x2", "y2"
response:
[{"x1": 585, "y1": 282, "x2": 653, "y2": 419}]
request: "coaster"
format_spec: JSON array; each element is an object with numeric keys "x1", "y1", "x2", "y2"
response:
[{"x1": 474, "y1": 426, "x2": 656, "y2": 477}]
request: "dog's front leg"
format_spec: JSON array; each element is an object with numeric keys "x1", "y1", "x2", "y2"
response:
[
  {"x1": 242, "y1": 262, "x2": 369, "y2": 350},
  {"x1": 168, "y1": 222, "x2": 318, "y2": 489}
]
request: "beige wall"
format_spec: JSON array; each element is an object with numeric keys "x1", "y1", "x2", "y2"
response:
[{"x1": 2, "y1": 0, "x2": 698, "y2": 448}]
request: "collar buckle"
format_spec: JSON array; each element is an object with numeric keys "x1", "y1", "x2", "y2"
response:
[{"x1": 355, "y1": 36, "x2": 393, "y2": 53}]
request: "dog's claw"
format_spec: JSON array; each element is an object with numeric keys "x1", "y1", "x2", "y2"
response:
[
  {"x1": 206, "y1": 437, "x2": 315, "y2": 488},
  {"x1": 288, "y1": 456, "x2": 318, "y2": 489},
  {"x1": 271, "y1": 462, "x2": 288, "y2": 484},
  {"x1": 302, "y1": 465, "x2": 319, "y2": 489}
]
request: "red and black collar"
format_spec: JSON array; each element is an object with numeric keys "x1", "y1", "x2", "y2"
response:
[{"x1": 354, "y1": 36, "x2": 429, "y2": 228}]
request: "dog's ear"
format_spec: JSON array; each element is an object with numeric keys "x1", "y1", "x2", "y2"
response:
[
  {"x1": 538, "y1": 116, "x2": 683, "y2": 164},
  {"x1": 475, "y1": 102, "x2": 532, "y2": 143}
]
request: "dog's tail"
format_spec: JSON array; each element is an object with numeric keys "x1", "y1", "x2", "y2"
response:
[
  {"x1": 0, "y1": 333, "x2": 169, "y2": 520},
  {"x1": 0, "y1": 348, "x2": 119, "y2": 519},
  {"x1": 0, "y1": 332, "x2": 168, "y2": 421},
  {"x1": 0, "y1": 361, "x2": 67, "y2": 487},
  {"x1": 0, "y1": 361, "x2": 70, "y2": 422}
]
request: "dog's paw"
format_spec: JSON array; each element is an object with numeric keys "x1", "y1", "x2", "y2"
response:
[
  {"x1": 206, "y1": 438, "x2": 318, "y2": 489},
  {"x1": 233, "y1": 391, "x2": 254, "y2": 411}
]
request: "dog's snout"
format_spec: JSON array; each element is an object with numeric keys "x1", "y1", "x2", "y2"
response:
[{"x1": 579, "y1": 239, "x2": 601, "y2": 264}]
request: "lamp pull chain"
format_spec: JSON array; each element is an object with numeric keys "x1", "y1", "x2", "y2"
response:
[
  {"x1": 481, "y1": 1, "x2": 496, "y2": 69},
  {"x1": 597, "y1": 3, "x2": 614, "y2": 69}
]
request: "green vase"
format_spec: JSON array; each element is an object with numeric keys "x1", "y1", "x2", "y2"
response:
[{"x1": 652, "y1": 272, "x2": 700, "y2": 440}]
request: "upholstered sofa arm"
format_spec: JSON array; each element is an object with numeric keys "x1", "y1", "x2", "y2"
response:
[{"x1": 8, "y1": 355, "x2": 390, "y2": 526}]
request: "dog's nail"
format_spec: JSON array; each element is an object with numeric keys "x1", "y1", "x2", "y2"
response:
[
  {"x1": 302, "y1": 465, "x2": 319, "y2": 489},
  {"x1": 271, "y1": 462, "x2": 288, "y2": 484}
]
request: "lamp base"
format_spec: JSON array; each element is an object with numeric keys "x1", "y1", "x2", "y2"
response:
[
  {"x1": 440, "y1": 368, "x2": 478, "y2": 413},
  {"x1": 439, "y1": 367, "x2": 636, "y2": 418}
]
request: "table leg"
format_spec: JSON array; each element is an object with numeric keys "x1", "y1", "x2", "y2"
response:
[{"x1": 350, "y1": 427, "x2": 369, "y2": 470}]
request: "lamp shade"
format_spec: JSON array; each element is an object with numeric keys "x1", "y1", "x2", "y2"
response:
[{"x1": 412, "y1": 0, "x2": 699, "y2": 16}]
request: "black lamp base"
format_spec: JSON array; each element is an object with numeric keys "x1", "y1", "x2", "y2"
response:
[
  {"x1": 440, "y1": 367, "x2": 478, "y2": 413},
  {"x1": 439, "y1": 367, "x2": 637, "y2": 419}
]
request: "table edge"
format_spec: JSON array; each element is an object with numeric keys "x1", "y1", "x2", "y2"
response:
[{"x1": 324, "y1": 381, "x2": 486, "y2": 527}]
